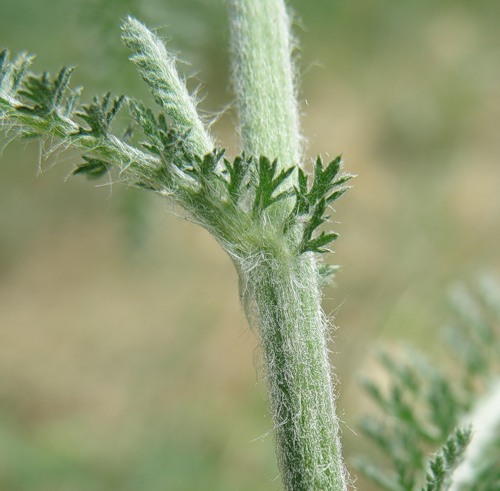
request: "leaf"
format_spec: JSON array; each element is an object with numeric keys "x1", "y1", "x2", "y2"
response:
[
  {"x1": 253, "y1": 156, "x2": 295, "y2": 215},
  {"x1": 198, "y1": 148, "x2": 224, "y2": 177},
  {"x1": 130, "y1": 100, "x2": 157, "y2": 137},
  {"x1": 11, "y1": 53, "x2": 34, "y2": 93},
  {"x1": 326, "y1": 187, "x2": 349, "y2": 204},
  {"x1": 72, "y1": 155, "x2": 110, "y2": 179},
  {"x1": 130, "y1": 99, "x2": 195, "y2": 170},
  {"x1": 301, "y1": 231, "x2": 338, "y2": 254},
  {"x1": 421, "y1": 427, "x2": 471, "y2": 491},
  {"x1": 224, "y1": 155, "x2": 250, "y2": 203},
  {"x1": 0, "y1": 50, "x2": 35, "y2": 98},
  {"x1": 299, "y1": 198, "x2": 328, "y2": 251},
  {"x1": 17, "y1": 66, "x2": 74, "y2": 117},
  {"x1": 77, "y1": 92, "x2": 125, "y2": 136},
  {"x1": 0, "y1": 49, "x2": 8, "y2": 82},
  {"x1": 285, "y1": 155, "x2": 351, "y2": 255},
  {"x1": 357, "y1": 276, "x2": 500, "y2": 491},
  {"x1": 308, "y1": 155, "x2": 343, "y2": 204}
]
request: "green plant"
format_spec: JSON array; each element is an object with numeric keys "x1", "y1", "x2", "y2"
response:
[
  {"x1": 357, "y1": 278, "x2": 500, "y2": 491},
  {"x1": 1, "y1": 1, "x2": 499, "y2": 490},
  {"x1": 1, "y1": 1, "x2": 350, "y2": 488}
]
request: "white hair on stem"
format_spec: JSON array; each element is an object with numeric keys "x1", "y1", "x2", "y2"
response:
[{"x1": 229, "y1": 0, "x2": 302, "y2": 169}]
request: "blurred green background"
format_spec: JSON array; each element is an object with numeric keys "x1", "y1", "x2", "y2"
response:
[{"x1": 1, "y1": 0, "x2": 500, "y2": 489}]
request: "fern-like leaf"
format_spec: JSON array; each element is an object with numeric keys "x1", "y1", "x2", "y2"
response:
[
  {"x1": 17, "y1": 66, "x2": 75, "y2": 118},
  {"x1": 77, "y1": 92, "x2": 125, "y2": 137},
  {"x1": 252, "y1": 156, "x2": 294, "y2": 216},
  {"x1": 422, "y1": 427, "x2": 471, "y2": 491},
  {"x1": 357, "y1": 278, "x2": 500, "y2": 491},
  {"x1": 287, "y1": 155, "x2": 352, "y2": 254},
  {"x1": 224, "y1": 154, "x2": 251, "y2": 203}
]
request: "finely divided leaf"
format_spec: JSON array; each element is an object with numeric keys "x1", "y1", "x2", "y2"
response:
[
  {"x1": 252, "y1": 156, "x2": 295, "y2": 215},
  {"x1": 17, "y1": 66, "x2": 75, "y2": 117},
  {"x1": 288, "y1": 155, "x2": 351, "y2": 254},
  {"x1": 224, "y1": 155, "x2": 250, "y2": 203},
  {"x1": 77, "y1": 92, "x2": 125, "y2": 136}
]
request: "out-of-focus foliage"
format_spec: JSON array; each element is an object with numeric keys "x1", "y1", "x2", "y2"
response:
[{"x1": 357, "y1": 277, "x2": 500, "y2": 490}]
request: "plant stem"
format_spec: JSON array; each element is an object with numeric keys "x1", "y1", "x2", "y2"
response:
[
  {"x1": 121, "y1": 17, "x2": 213, "y2": 156},
  {"x1": 229, "y1": 0, "x2": 301, "y2": 167},
  {"x1": 229, "y1": 0, "x2": 347, "y2": 488},
  {"x1": 0, "y1": 99, "x2": 161, "y2": 181},
  {"x1": 241, "y1": 252, "x2": 347, "y2": 490}
]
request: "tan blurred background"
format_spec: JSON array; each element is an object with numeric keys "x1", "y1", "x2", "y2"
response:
[{"x1": 1, "y1": 0, "x2": 499, "y2": 489}]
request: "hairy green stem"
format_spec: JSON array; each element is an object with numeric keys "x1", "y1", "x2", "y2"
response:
[
  {"x1": 0, "y1": 100, "x2": 161, "y2": 181},
  {"x1": 121, "y1": 16, "x2": 213, "y2": 156},
  {"x1": 229, "y1": 1, "x2": 347, "y2": 488},
  {"x1": 241, "y1": 253, "x2": 346, "y2": 490},
  {"x1": 229, "y1": 0, "x2": 301, "y2": 167}
]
